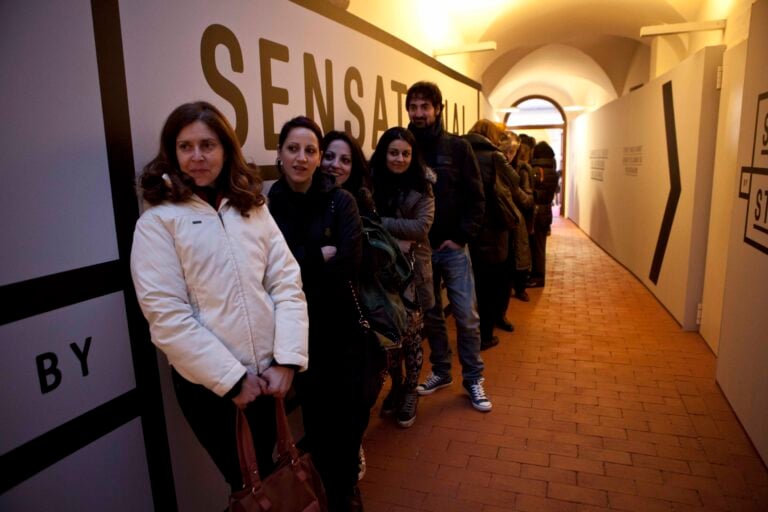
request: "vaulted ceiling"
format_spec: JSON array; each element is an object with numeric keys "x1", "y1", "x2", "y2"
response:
[{"x1": 347, "y1": 0, "x2": 738, "y2": 114}]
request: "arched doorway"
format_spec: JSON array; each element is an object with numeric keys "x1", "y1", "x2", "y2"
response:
[{"x1": 503, "y1": 96, "x2": 566, "y2": 216}]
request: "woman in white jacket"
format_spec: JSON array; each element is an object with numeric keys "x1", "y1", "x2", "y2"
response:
[{"x1": 130, "y1": 101, "x2": 308, "y2": 491}]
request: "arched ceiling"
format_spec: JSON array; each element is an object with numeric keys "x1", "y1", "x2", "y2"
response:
[{"x1": 347, "y1": 0, "x2": 718, "y2": 115}]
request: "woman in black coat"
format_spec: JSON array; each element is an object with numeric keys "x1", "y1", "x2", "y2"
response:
[{"x1": 267, "y1": 116, "x2": 368, "y2": 512}]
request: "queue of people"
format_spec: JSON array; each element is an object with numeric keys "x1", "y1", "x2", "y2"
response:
[{"x1": 129, "y1": 82, "x2": 559, "y2": 512}]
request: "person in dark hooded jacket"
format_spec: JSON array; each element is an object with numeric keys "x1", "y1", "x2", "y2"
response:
[{"x1": 528, "y1": 141, "x2": 559, "y2": 287}]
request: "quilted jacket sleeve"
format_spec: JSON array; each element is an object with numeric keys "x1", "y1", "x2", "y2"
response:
[{"x1": 130, "y1": 212, "x2": 246, "y2": 396}]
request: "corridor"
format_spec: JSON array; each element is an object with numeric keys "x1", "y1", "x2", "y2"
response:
[{"x1": 359, "y1": 216, "x2": 768, "y2": 511}]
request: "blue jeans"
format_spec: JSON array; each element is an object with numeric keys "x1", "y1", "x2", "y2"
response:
[{"x1": 423, "y1": 245, "x2": 484, "y2": 382}]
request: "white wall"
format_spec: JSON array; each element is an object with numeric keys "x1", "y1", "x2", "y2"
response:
[
  {"x1": 699, "y1": 41, "x2": 748, "y2": 353},
  {"x1": 0, "y1": 0, "x2": 481, "y2": 509},
  {"x1": 0, "y1": 2, "x2": 154, "y2": 509},
  {"x1": 567, "y1": 46, "x2": 724, "y2": 330},
  {"x1": 716, "y1": 0, "x2": 768, "y2": 466},
  {"x1": 118, "y1": 1, "x2": 482, "y2": 509}
]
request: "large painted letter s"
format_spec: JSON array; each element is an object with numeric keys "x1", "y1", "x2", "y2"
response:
[{"x1": 201, "y1": 24, "x2": 248, "y2": 144}]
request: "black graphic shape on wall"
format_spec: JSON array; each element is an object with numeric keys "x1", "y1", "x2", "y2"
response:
[{"x1": 650, "y1": 81, "x2": 682, "y2": 284}]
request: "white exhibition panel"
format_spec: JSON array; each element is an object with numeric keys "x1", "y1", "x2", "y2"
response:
[
  {"x1": 699, "y1": 40, "x2": 748, "y2": 354},
  {"x1": 566, "y1": 46, "x2": 723, "y2": 329},
  {"x1": 119, "y1": 0, "x2": 479, "y2": 174},
  {"x1": 717, "y1": 0, "x2": 768, "y2": 465},
  {"x1": 0, "y1": 1, "x2": 119, "y2": 286},
  {"x1": 116, "y1": 2, "x2": 481, "y2": 509},
  {"x1": 0, "y1": 419, "x2": 153, "y2": 511},
  {"x1": 0, "y1": 292, "x2": 136, "y2": 454}
]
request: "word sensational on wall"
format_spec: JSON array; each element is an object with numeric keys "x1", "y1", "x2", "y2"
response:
[{"x1": 200, "y1": 24, "x2": 470, "y2": 151}]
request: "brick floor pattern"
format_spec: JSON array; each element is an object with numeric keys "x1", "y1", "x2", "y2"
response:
[{"x1": 359, "y1": 216, "x2": 768, "y2": 511}]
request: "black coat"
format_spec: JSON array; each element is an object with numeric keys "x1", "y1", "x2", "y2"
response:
[
  {"x1": 463, "y1": 133, "x2": 510, "y2": 264},
  {"x1": 267, "y1": 174, "x2": 363, "y2": 366},
  {"x1": 530, "y1": 157, "x2": 559, "y2": 228},
  {"x1": 409, "y1": 118, "x2": 485, "y2": 248}
]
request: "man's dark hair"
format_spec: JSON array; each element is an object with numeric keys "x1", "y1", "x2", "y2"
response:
[{"x1": 406, "y1": 81, "x2": 443, "y2": 110}]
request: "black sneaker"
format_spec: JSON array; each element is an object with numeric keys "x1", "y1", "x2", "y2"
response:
[
  {"x1": 496, "y1": 317, "x2": 514, "y2": 331},
  {"x1": 463, "y1": 379, "x2": 492, "y2": 412},
  {"x1": 481, "y1": 336, "x2": 500, "y2": 351},
  {"x1": 416, "y1": 373, "x2": 453, "y2": 395},
  {"x1": 379, "y1": 386, "x2": 401, "y2": 416},
  {"x1": 346, "y1": 485, "x2": 364, "y2": 512},
  {"x1": 397, "y1": 391, "x2": 418, "y2": 428}
]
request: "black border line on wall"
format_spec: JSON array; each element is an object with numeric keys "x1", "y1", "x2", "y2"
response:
[
  {"x1": 0, "y1": 261, "x2": 122, "y2": 326},
  {"x1": 0, "y1": 391, "x2": 139, "y2": 493},
  {"x1": 741, "y1": 166, "x2": 768, "y2": 256},
  {"x1": 90, "y1": 0, "x2": 177, "y2": 509},
  {"x1": 649, "y1": 80, "x2": 682, "y2": 284}
]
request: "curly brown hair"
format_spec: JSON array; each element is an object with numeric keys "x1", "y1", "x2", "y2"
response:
[
  {"x1": 468, "y1": 119, "x2": 505, "y2": 147},
  {"x1": 139, "y1": 101, "x2": 264, "y2": 216}
]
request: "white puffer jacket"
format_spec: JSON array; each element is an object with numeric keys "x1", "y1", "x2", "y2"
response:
[{"x1": 130, "y1": 195, "x2": 308, "y2": 397}]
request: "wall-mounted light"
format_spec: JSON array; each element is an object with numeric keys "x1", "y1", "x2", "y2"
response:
[
  {"x1": 433, "y1": 41, "x2": 497, "y2": 57},
  {"x1": 640, "y1": 19, "x2": 726, "y2": 37}
]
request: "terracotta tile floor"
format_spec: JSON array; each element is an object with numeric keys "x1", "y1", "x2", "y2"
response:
[{"x1": 359, "y1": 216, "x2": 768, "y2": 511}]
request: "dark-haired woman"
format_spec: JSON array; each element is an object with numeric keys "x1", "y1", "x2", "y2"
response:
[
  {"x1": 371, "y1": 126, "x2": 435, "y2": 428},
  {"x1": 320, "y1": 129, "x2": 385, "y2": 480},
  {"x1": 267, "y1": 116, "x2": 367, "y2": 511},
  {"x1": 321, "y1": 130, "x2": 377, "y2": 218},
  {"x1": 131, "y1": 102, "x2": 309, "y2": 493}
]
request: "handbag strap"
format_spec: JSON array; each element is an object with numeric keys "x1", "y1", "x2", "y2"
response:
[
  {"x1": 348, "y1": 280, "x2": 371, "y2": 331},
  {"x1": 235, "y1": 397, "x2": 301, "y2": 490},
  {"x1": 236, "y1": 406, "x2": 261, "y2": 490}
]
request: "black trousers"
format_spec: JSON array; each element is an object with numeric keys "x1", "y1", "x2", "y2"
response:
[
  {"x1": 295, "y1": 328, "x2": 380, "y2": 509},
  {"x1": 530, "y1": 228, "x2": 548, "y2": 280},
  {"x1": 171, "y1": 369, "x2": 277, "y2": 492},
  {"x1": 473, "y1": 261, "x2": 507, "y2": 342}
]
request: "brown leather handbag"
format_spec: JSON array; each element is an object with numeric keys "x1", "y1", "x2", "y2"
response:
[{"x1": 229, "y1": 398, "x2": 328, "y2": 512}]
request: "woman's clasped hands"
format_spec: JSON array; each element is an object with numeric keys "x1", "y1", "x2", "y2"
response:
[{"x1": 232, "y1": 366, "x2": 295, "y2": 408}]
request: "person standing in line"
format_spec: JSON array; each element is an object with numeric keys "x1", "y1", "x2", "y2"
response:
[
  {"x1": 370, "y1": 126, "x2": 435, "y2": 427},
  {"x1": 319, "y1": 129, "x2": 385, "y2": 483},
  {"x1": 267, "y1": 116, "x2": 367, "y2": 511},
  {"x1": 528, "y1": 141, "x2": 560, "y2": 287},
  {"x1": 515, "y1": 134, "x2": 539, "y2": 288},
  {"x1": 464, "y1": 119, "x2": 517, "y2": 350},
  {"x1": 406, "y1": 81, "x2": 492, "y2": 412},
  {"x1": 499, "y1": 132, "x2": 533, "y2": 305},
  {"x1": 130, "y1": 101, "x2": 309, "y2": 494}
]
